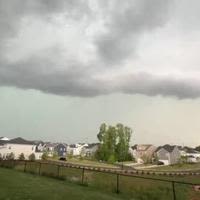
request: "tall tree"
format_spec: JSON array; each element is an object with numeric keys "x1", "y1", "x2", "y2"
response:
[{"x1": 96, "y1": 123, "x2": 132, "y2": 163}]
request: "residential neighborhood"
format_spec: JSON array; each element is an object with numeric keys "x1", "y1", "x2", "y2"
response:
[{"x1": 1, "y1": 136, "x2": 200, "y2": 167}]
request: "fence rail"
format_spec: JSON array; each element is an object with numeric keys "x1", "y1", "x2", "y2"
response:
[{"x1": 0, "y1": 160, "x2": 200, "y2": 200}]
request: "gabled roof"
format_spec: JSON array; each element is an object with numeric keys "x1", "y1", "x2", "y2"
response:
[
  {"x1": 69, "y1": 144, "x2": 76, "y2": 148},
  {"x1": 156, "y1": 144, "x2": 177, "y2": 153},
  {"x1": 131, "y1": 144, "x2": 154, "y2": 151},
  {"x1": 8, "y1": 137, "x2": 35, "y2": 145},
  {"x1": 0, "y1": 137, "x2": 35, "y2": 145},
  {"x1": 131, "y1": 145, "x2": 137, "y2": 150},
  {"x1": 44, "y1": 142, "x2": 57, "y2": 148},
  {"x1": 55, "y1": 143, "x2": 67, "y2": 148},
  {"x1": 181, "y1": 146, "x2": 200, "y2": 154},
  {"x1": 85, "y1": 143, "x2": 99, "y2": 149},
  {"x1": 32, "y1": 140, "x2": 45, "y2": 145}
]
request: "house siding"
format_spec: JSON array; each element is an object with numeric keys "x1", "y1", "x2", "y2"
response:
[{"x1": 0, "y1": 143, "x2": 42, "y2": 160}]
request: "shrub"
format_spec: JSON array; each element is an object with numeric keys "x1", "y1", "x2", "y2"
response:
[
  {"x1": 29, "y1": 153, "x2": 36, "y2": 161},
  {"x1": 18, "y1": 153, "x2": 25, "y2": 160},
  {"x1": 108, "y1": 154, "x2": 116, "y2": 164},
  {"x1": 0, "y1": 153, "x2": 3, "y2": 161},
  {"x1": 6, "y1": 152, "x2": 15, "y2": 160},
  {"x1": 41, "y1": 152, "x2": 48, "y2": 160}
]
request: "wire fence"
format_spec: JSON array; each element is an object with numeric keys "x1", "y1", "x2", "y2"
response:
[{"x1": 0, "y1": 160, "x2": 200, "y2": 200}]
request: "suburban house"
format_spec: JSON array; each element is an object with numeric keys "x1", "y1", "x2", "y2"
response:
[
  {"x1": 54, "y1": 143, "x2": 67, "y2": 157},
  {"x1": 81, "y1": 143, "x2": 99, "y2": 157},
  {"x1": 155, "y1": 145, "x2": 181, "y2": 165},
  {"x1": 130, "y1": 144, "x2": 156, "y2": 163},
  {"x1": 179, "y1": 146, "x2": 200, "y2": 163},
  {"x1": 34, "y1": 141, "x2": 45, "y2": 152},
  {"x1": 43, "y1": 143, "x2": 57, "y2": 157},
  {"x1": 67, "y1": 143, "x2": 88, "y2": 156},
  {"x1": 0, "y1": 137, "x2": 43, "y2": 160}
]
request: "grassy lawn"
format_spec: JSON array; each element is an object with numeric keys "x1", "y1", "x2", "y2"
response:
[
  {"x1": 151, "y1": 163, "x2": 200, "y2": 171},
  {"x1": 0, "y1": 167, "x2": 124, "y2": 200},
  {"x1": 49, "y1": 157, "x2": 119, "y2": 168},
  {"x1": 1, "y1": 161, "x2": 200, "y2": 200}
]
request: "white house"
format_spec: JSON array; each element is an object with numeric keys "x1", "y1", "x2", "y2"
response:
[
  {"x1": 179, "y1": 146, "x2": 200, "y2": 163},
  {"x1": 130, "y1": 144, "x2": 157, "y2": 163},
  {"x1": 0, "y1": 137, "x2": 42, "y2": 160},
  {"x1": 81, "y1": 143, "x2": 99, "y2": 157},
  {"x1": 155, "y1": 145, "x2": 181, "y2": 165},
  {"x1": 43, "y1": 143, "x2": 58, "y2": 157},
  {"x1": 67, "y1": 143, "x2": 88, "y2": 156}
]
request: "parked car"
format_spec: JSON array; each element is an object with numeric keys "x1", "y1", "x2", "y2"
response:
[
  {"x1": 59, "y1": 157, "x2": 66, "y2": 161},
  {"x1": 157, "y1": 161, "x2": 164, "y2": 165}
]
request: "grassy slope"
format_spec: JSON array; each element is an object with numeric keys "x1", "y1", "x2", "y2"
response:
[
  {"x1": 151, "y1": 163, "x2": 200, "y2": 171},
  {"x1": 49, "y1": 157, "x2": 119, "y2": 168},
  {"x1": 0, "y1": 168, "x2": 124, "y2": 200},
  {"x1": 1, "y1": 162, "x2": 200, "y2": 200}
]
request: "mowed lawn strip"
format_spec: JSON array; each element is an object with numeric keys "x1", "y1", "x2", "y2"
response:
[
  {"x1": 0, "y1": 167, "x2": 125, "y2": 200},
  {"x1": 150, "y1": 163, "x2": 200, "y2": 171}
]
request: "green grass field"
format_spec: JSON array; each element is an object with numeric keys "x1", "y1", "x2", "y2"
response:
[
  {"x1": 151, "y1": 163, "x2": 200, "y2": 171},
  {"x1": 1, "y1": 161, "x2": 200, "y2": 200},
  {"x1": 49, "y1": 157, "x2": 119, "y2": 168},
  {"x1": 0, "y1": 167, "x2": 124, "y2": 200}
]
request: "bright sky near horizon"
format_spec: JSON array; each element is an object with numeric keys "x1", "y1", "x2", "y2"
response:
[{"x1": 0, "y1": 0, "x2": 200, "y2": 146}]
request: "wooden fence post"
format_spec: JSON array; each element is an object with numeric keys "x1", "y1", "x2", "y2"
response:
[
  {"x1": 57, "y1": 165, "x2": 60, "y2": 177},
  {"x1": 82, "y1": 168, "x2": 85, "y2": 184},
  {"x1": 116, "y1": 174, "x2": 120, "y2": 193},
  {"x1": 172, "y1": 181, "x2": 176, "y2": 200},
  {"x1": 12, "y1": 160, "x2": 15, "y2": 168},
  {"x1": 24, "y1": 161, "x2": 27, "y2": 172},
  {"x1": 38, "y1": 162, "x2": 42, "y2": 175}
]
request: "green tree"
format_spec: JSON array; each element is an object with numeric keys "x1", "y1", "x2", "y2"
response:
[
  {"x1": 52, "y1": 151, "x2": 58, "y2": 159},
  {"x1": 6, "y1": 152, "x2": 15, "y2": 160},
  {"x1": 41, "y1": 152, "x2": 48, "y2": 160},
  {"x1": 96, "y1": 123, "x2": 132, "y2": 163},
  {"x1": 0, "y1": 153, "x2": 3, "y2": 161},
  {"x1": 116, "y1": 123, "x2": 132, "y2": 162},
  {"x1": 29, "y1": 153, "x2": 36, "y2": 161},
  {"x1": 18, "y1": 153, "x2": 25, "y2": 160}
]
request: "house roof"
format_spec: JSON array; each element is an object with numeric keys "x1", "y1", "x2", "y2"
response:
[
  {"x1": 131, "y1": 144, "x2": 154, "y2": 151},
  {"x1": 55, "y1": 143, "x2": 67, "y2": 148},
  {"x1": 0, "y1": 137, "x2": 35, "y2": 145},
  {"x1": 8, "y1": 137, "x2": 35, "y2": 145},
  {"x1": 131, "y1": 145, "x2": 137, "y2": 150},
  {"x1": 181, "y1": 146, "x2": 200, "y2": 154},
  {"x1": 69, "y1": 144, "x2": 76, "y2": 148},
  {"x1": 85, "y1": 143, "x2": 99, "y2": 149},
  {"x1": 156, "y1": 144, "x2": 177, "y2": 153},
  {"x1": 44, "y1": 143, "x2": 57, "y2": 148}
]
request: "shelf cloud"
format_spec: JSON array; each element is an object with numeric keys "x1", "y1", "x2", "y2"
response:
[{"x1": 0, "y1": 0, "x2": 200, "y2": 98}]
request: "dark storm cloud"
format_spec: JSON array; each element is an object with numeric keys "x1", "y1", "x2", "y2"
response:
[
  {"x1": 0, "y1": 54, "x2": 109, "y2": 97},
  {"x1": 95, "y1": 0, "x2": 171, "y2": 64},
  {"x1": 0, "y1": 0, "x2": 200, "y2": 99},
  {"x1": 0, "y1": 0, "x2": 89, "y2": 40},
  {"x1": 117, "y1": 73, "x2": 200, "y2": 99}
]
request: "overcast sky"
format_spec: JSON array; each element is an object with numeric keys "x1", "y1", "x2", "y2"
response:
[{"x1": 0, "y1": 0, "x2": 200, "y2": 146}]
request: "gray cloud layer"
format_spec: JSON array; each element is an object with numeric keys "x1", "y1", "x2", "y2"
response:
[
  {"x1": 0, "y1": 0, "x2": 200, "y2": 98},
  {"x1": 95, "y1": 0, "x2": 171, "y2": 64}
]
